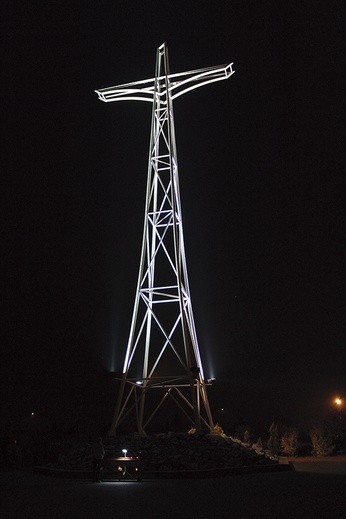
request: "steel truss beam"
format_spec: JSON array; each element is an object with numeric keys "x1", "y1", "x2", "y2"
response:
[{"x1": 95, "y1": 43, "x2": 234, "y2": 435}]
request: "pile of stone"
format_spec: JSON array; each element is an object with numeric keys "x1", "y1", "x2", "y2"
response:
[
  {"x1": 52, "y1": 438, "x2": 95, "y2": 472},
  {"x1": 51, "y1": 433, "x2": 275, "y2": 473},
  {"x1": 114, "y1": 433, "x2": 273, "y2": 471}
]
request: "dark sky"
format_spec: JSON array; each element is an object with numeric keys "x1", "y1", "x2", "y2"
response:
[{"x1": 2, "y1": 1, "x2": 344, "y2": 435}]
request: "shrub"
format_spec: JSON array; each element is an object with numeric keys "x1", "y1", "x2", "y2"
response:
[
  {"x1": 251, "y1": 437, "x2": 264, "y2": 454},
  {"x1": 267, "y1": 422, "x2": 280, "y2": 456},
  {"x1": 212, "y1": 423, "x2": 227, "y2": 438},
  {"x1": 310, "y1": 426, "x2": 335, "y2": 456},
  {"x1": 243, "y1": 430, "x2": 251, "y2": 446},
  {"x1": 280, "y1": 429, "x2": 299, "y2": 456}
]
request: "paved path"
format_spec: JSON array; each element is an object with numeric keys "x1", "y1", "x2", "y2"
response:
[
  {"x1": 1, "y1": 467, "x2": 345, "y2": 518},
  {"x1": 281, "y1": 456, "x2": 346, "y2": 475}
]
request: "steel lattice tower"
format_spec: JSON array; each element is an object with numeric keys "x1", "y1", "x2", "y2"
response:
[{"x1": 95, "y1": 43, "x2": 234, "y2": 435}]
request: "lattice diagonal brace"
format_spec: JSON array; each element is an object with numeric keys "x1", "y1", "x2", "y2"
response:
[{"x1": 95, "y1": 43, "x2": 234, "y2": 435}]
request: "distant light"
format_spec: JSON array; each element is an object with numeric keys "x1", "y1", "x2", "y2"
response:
[
  {"x1": 122, "y1": 449, "x2": 128, "y2": 456},
  {"x1": 136, "y1": 381, "x2": 143, "y2": 385},
  {"x1": 335, "y1": 397, "x2": 342, "y2": 406},
  {"x1": 221, "y1": 408, "x2": 224, "y2": 411},
  {"x1": 31, "y1": 412, "x2": 35, "y2": 416}
]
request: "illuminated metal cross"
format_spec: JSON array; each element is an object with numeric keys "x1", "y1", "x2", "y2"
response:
[{"x1": 96, "y1": 43, "x2": 234, "y2": 435}]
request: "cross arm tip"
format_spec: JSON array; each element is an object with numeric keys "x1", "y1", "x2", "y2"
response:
[{"x1": 95, "y1": 89, "x2": 107, "y2": 102}]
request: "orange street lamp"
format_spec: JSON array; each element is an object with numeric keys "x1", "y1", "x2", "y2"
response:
[{"x1": 334, "y1": 397, "x2": 342, "y2": 407}]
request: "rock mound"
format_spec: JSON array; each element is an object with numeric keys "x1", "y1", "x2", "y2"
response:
[{"x1": 51, "y1": 433, "x2": 275, "y2": 472}]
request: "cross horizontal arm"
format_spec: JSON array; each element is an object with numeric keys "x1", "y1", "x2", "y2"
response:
[{"x1": 95, "y1": 63, "x2": 234, "y2": 103}]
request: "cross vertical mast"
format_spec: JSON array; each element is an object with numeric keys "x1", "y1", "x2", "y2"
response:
[{"x1": 95, "y1": 43, "x2": 234, "y2": 435}]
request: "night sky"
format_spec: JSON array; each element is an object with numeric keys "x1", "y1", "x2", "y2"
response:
[{"x1": 2, "y1": 1, "x2": 344, "y2": 435}]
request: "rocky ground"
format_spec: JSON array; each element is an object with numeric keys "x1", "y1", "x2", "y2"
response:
[{"x1": 51, "y1": 432, "x2": 276, "y2": 473}]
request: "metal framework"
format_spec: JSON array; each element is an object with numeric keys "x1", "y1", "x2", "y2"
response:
[{"x1": 95, "y1": 43, "x2": 234, "y2": 435}]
